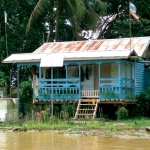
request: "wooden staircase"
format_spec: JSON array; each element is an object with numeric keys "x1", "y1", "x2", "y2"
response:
[{"x1": 74, "y1": 99, "x2": 98, "y2": 120}]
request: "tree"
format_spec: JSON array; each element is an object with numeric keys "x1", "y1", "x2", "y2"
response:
[
  {"x1": 26, "y1": 0, "x2": 107, "y2": 42},
  {"x1": 0, "y1": 0, "x2": 45, "y2": 74},
  {"x1": 100, "y1": 0, "x2": 150, "y2": 39}
]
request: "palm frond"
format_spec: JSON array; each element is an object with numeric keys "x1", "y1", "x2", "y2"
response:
[
  {"x1": 26, "y1": 0, "x2": 50, "y2": 34},
  {"x1": 93, "y1": 0, "x2": 107, "y2": 15},
  {"x1": 65, "y1": 0, "x2": 85, "y2": 21},
  {"x1": 83, "y1": 0, "x2": 107, "y2": 30}
]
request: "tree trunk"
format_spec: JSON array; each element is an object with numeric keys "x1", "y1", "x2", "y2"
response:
[
  {"x1": 55, "y1": 0, "x2": 61, "y2": 41},
  {"x1": 47, "y1": 1, "x2": 54, "y2": 42}
]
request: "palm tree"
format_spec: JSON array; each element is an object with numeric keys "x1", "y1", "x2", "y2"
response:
[{"x1": 26, "y1": 0, "x2": 107, "y2": 42}]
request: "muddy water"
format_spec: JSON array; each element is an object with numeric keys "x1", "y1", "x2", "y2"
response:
[{"x1": 0, "y1": 131, "x2": 150, "y2": 150}]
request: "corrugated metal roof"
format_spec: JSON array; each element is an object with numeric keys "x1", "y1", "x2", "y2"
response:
[
  {"x1": 2, "y1": 36, "x2": 150, "y2": 63},
  {"x1": 33, "y1": 36, "x2": 150, "y2": 55}
]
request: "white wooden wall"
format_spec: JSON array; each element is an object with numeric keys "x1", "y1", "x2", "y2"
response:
[
  {"x1": 81, "y1": 65, "x2": 94, "y2": 90},
  {"x1": 68, "y1": 64, "x2": 94, "y2": 90}
]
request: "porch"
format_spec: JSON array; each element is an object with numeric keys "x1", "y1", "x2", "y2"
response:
[
  {"x1": 37, "y1": 78, "x2": 135, "y2": 101},
  {"x1": 34, "y1": 60, "x2": 135, "y2": 101},
  {"x1": 18, "y1": 60, "x2": 136, "y2": 101}
]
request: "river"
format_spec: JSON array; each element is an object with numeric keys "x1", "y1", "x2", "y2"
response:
[{"x1": 0, "y1": 131, "x2": 150, "y2": 150}]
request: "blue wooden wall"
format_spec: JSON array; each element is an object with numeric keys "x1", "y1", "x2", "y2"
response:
[
  {"x1": 135, "y1": 62, "x2": 145, "y2": 95},
  {"x1": 144, "y1": 68, "x2": 150, "y2": 91}
]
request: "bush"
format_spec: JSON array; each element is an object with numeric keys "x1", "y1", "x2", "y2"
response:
[
  {"x1": 116, "y1": 107, "x2": 128, "y2": 119},
  {"x1": 19, "y1": 81, "x2": 33, "y2": 114},
  {"x1": 61, "y1": 104, "x2": 77, "y2": 118},
  {"x1": 134, "y1": 88, "x2": 150, "y2": 117}
]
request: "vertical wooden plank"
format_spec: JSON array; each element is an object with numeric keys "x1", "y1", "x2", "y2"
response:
[
  {"x1": 125, "y1": 63, "x2": 127, "y2": 94},
  {"x1": 17, "y1": 67, "x2": 20, "y2": 100},
  {"x1": 65, "y1": 65, "x2": 68, "y2": 84},
  {"x1": 131, "y1": 63, "x2": 133, "y2": 94},
  {"x1": 118, "y1": 62, "x2": 121, "y2": 97},
  {"x1": 39, "y1": 67, "x2": 42, "y2": 88},
  {"x1": 135, "y1": 62, "x2": 145, "y2": 95},
  {"x1": 51, "y1": 67, "x2": 53, "y2": 116},
  {"x1": 79, "y1": 64, "x2": 81, "y2": 99},
  {"x1": 98, "y1": 64, "x2": 100, "y2": 98}
]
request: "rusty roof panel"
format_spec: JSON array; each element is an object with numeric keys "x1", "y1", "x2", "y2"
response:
[
  {"x1": 86, "y1": 41, "x2": 98, "y2": 50},
  {"x1": 87, "y1": 41, "x2": 104, "y2": 50},
  {"x1": 32, "y1": 37, "x2": 150, "y2": 55},
  {"x1": 63, "y1": 42, "x2": 81, "y2": 51},
  {"x1": 75, "y1": 41, "x2": 86, "y2": 51},
  {"x1": 3, "y1": 37, "x2": 150, "y2": 64}
]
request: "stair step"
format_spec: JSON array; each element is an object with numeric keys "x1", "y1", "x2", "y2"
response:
[
  {"x1": 81, "y1": 100, "x2": 92, "y2": 102},
  {"x1": 76, "y1": 114, "x2": 94, "y2": 115},
  {"x1": 79, "y1": 104, "x2": 96, "y2": 106},
  {"x1": 74, "y1": 99, "x2": 98, "y2": 119},
  {"x1": 79, "y1": 109, "x2": 95, "y2": 110},
  {"x1": 81, "y1": 99, "x2": 97, "y2": 102}
]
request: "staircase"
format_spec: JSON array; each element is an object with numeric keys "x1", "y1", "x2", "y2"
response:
[{"x1": 74, "y1": 99, "x2": 98, "y2": 120}]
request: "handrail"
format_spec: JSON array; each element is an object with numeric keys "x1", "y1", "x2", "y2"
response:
[
  {"x1": 38, "y1": 86, "x2": 80, "y2": 100},
  {"x1": 81, "y1": 90, "x2": 99, "y2": 98},
  {"x1": 39, "y1": 78, "x2": 80, "y2": 82}
]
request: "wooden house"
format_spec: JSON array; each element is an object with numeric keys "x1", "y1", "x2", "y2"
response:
[{"x1": 2, "y1": 37, "x2": 150, "y2": 119}]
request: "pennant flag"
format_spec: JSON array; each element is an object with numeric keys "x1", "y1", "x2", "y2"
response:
[
  {"x1": 130, "y1": 2, "x2": 139, "y2": 20},
  {"x1": 4, "y1": 11, "x2": 7, "y2": 23}
]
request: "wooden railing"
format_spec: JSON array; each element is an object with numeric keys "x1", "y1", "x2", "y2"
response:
[
  {"x1": 39, "y1": 78, "x2": 80, "y2": 88},
  {"x1": 38, "y1": 86, "x2": 80, "y2": 100},
  {"x1": 99, "y1": 78, "x2": 135, "y2": 99},
  {"x1": 38, "y1": 78, "x2": 81, "y2": 100},
  {"x1": 37, "y1": 78, "x2": 135, "y2": 100},
  {"x1": 81, "y1": 90, "x2": 99, "y2": 98}
]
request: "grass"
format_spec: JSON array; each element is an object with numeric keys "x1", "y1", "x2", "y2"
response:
[{"x1": 0, "y1": 117, "x2": 150, "y2": 132}]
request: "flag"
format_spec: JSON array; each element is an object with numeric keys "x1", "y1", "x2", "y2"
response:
[
  {"x1": 4, "y1": 11, "x2": 7, "y2": 23},
  {"x1": 130, "y1": 2, "x2": 139, "y2": 20}
]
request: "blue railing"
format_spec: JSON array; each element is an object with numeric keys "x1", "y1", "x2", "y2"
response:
[
  {"x1": 38, "y1": 78, "x2": 80, "y2": 100},
  {"x1": 37, "y1": 78, "x2": 135, "y2": 100},
  {"x1": 99, "y1": 78, "x2": 135, "y2": 99}
]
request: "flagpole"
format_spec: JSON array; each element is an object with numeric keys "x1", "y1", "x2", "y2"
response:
[
  {"x1": 129, "y1": 1, "x2": 132, "y2": 53},
  {"x1": 4, "y1": 11, "x2": 8, "y2": 57}
]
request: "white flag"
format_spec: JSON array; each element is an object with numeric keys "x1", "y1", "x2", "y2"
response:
[{"x1": 4, "y1": 11, "x2": 7, "y2": 23}]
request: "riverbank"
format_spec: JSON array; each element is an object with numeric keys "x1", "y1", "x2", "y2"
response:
[
  {"x1": 0, "y1": 118, "x2": 150, "y2": 139},
  {"x1": 2, "y1": 127, "x2": 150, "y2": 140},
  {"x1": 59, "y1": 128, "x2": 150, "y2": 139}
]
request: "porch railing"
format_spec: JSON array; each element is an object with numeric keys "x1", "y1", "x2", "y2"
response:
[
  {"x1": 81, "y1": 90, "x2": 99, "y2": 98},
  {"x1": 99, "y1": 78, "x2": 135, "y2": 99},
  {"x1": 37, "y1": 78, "x2": 135, "y2": 100},
  {"x1": 38, "y1": 78, "x2": 81, "y2": 100}
]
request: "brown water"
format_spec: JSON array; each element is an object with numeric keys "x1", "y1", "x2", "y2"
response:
[{"x1": 0, "y1": 131, "x2": 150, "y2": 150}]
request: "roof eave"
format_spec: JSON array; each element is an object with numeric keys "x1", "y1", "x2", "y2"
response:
[
  {"x1": 2, "y1": 59, "x2": 41, "y2": 64},
  {"x1": 64, "y1": 56, "x2": 129, "y2": 61}
]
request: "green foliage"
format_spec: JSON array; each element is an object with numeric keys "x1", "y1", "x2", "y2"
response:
[
  {"x1": 61, "y1": 103, "x2": 77, "y2": 118},
  {"x1": 116, "y1": 107, "x2": 128, "y2": 119},
  {"x1": 0, "y1": 71, "x2": 10, "y2": 86},
  {"x1": 26, "y1": 0, "x2": 107, "y2": 41},
  {"x1": 133, "y1": 88, "x2": 150, "y2": 117},
  {"x1": 20, "y1": 81, "x2": 33, "y2": 103},
  {"x1": 64, "y1": 128, "x2": 80, "y2": 134},
  {"x1": 101, "y1": 91, "x2": 116, "y2": 99},
  {"x1": 40, "y1": 111, "x2": 49, "y2": 123},
  {"x1": 0, "y1": 0, "x2": 44, "y2": 82},
  {"x1": 19, "y1": 81, "x2": 33, "y2": 114},
  {"x1": 0, "y1": 71, "x2": 10, "y2": 97},
  {"x1": 102, "y1": 0, "x2": 150, "y2": 39},
  {"x1": 125, "y1": 94, "x2": 136, "y2": 100}
]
